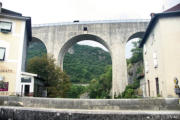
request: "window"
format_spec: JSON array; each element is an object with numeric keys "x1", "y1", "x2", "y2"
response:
[
  {"x1": 155, "y1": 78, "x2": 159, "y2": 96},
  {"x1": 0, "y1": 47, "x2": 6, "y2": 61},
  {"x1": 83, "y1": 27, "x2": 88, "y2": 31},
  {"x1": 148, "y1": 80, "x2": 150, "y2": 96},
  {"x1": 153, "y1": 59, "x2": 158, "y2": 68},
  {"x1": 153, "y1": 52, "x2": 158, "y2": 68},
  {"x1": 0, "y1": 21, "x2": 12, "y2": 33},
  {"x1": 145, "y1": 61, "x2": 149, "y2": 73}
]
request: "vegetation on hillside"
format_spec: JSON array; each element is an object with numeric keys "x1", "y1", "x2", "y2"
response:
[
  {"x1": 63, "y1": 44, "x2": 112, "y2": 83},
  {"x1": 27, "y1": 41, "x2": 47, "y2": 60}
]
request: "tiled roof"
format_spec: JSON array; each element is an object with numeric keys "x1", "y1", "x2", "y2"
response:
[{"x1": 164, "y1": 3, "x2": 180, "y2": 12}]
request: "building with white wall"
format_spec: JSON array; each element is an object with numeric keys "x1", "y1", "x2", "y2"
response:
[
  {"x1": 140, "y1": 11, "x2": 180, "y2": 98},
  {"x1": 0, "y1": 2, "x2": 36, "y2": 96}
]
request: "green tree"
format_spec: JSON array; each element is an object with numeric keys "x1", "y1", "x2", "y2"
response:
[
  {"x1": 27, "y1": 54, "x2": 71, "y2": 98},
  {"x1": 67, "y1": 85, "x2": 87, "y2": 98},
  {"x1": 88, "y1": 65, "x2": 112, "y2": 99},
  {"x1": 128, "y1": 39, "x2": 143, "y2": 64}
]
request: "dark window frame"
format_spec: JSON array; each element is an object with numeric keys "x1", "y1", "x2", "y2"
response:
[
  {"x1": 155, "y1": 77, "x2": 160, "y2": 96},
  {"x1": 0, "y1": 47, "x2": 6, "y2": 61},
  {"x1": 0, "y1": 21, "x2": 12, "y2": 33},
  {"x1": 83, "y1": 27, "x2": 88, "y2": 31},
  {"x1": 148, "y1": 80, "x2": 150, "y2": 97}
]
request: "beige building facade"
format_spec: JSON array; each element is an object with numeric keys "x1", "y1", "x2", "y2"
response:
[
  {"x1": 140, "y1": 11, "x2": 180, "y2": 98},
  {"x1": 0, "y1": 3, "x2": 32, "y2": 96}
]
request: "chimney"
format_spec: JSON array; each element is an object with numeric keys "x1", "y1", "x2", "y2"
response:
[
  {"x1": 150, "y1": 13, "x2": 155, "y2": 18},
  {"x1": 0, "y1": 2, "x2": 2, "y2": 13}
]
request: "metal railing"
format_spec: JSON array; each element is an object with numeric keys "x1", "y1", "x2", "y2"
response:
[{"x1": 32, "y1": 19, "x2": 150, "y2": 27}]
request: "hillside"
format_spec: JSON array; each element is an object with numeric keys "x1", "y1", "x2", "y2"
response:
[
  {"x1": 63, "y1": 44, "x2": 112, "y2": 83},
  {"x1": 27, "y1": 43, "x2": 112, "y2": 83},
  {"x1": 27, "y1": 41, "x2": 47, "y2": 60}
]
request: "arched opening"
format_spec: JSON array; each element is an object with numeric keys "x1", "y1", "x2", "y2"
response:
[
  {"x1": 58, "y1": 34, "x2": 112, "y2": 98},
  {"x1": 27, "y1": 37, "x2": 47, "y2": 61},
  {"x1": 124, "y1": 32, "x2": 145, "y2": 98},
  {"x1": 58, "y1": 34, "x2": 111, "y2": 69}
]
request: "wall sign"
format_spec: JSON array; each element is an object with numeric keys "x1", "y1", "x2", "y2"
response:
[
  {"x1": 0, "y1": 82, "x2": 8, "y2": 91},
  {"x1": 0, "y1": 66, "x2": 13, "y2": 73},
  {"x1": 0, "y1": 69, "x2": 13, "y2": 73}
]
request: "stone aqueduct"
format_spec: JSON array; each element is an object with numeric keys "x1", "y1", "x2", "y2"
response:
[{"x1": 31, "y1": 20, "x2": 149, "y2": 97}]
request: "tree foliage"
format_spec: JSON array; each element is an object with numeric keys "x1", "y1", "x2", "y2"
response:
[
  {"x1": 27, "y1": 54, "x2": 71, "y2": 98},
  {"x1": 67, "y1": 85, "x2": 87, "y2": 98},
  {"x1": 127, "y1": 40, "x2": 143, "y2": 64},
  {"x1": 88, "y1": 65, "x2": 112, "y2": 99},
  {"x1": 117, "y1": 79, "x2": 140, "y2": 98}
]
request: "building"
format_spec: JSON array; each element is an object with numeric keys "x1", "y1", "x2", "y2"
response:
[
  {"x1": 140, "y1": 11, "x2": 180, "y2": 98},
  {"x1": 162, "y1": 0, "x2": 180, "y2": 11},
  {"x1": 164, "y1": 3, "x2": 180, "y2": 12},
  {"x1": 21, "y1": 72, "x2": 46, "y2": 97},
  {"x1": 0, "y1": 2, "x2": 38, "y2": 96}
]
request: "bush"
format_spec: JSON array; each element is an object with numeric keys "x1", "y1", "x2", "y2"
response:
[{"x1": 27, "y1": 54, "x2": 71, "y2": 98}]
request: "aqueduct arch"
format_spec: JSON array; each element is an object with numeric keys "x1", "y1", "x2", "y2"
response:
[
  {"x1": 58, "y1": 34, "x2": 111, "y2": 70},
  {"x1": 31, "y1": 20, "x2": 149, "y2": 97},
  {"x1": 127, "y1": 32, "x2": 145, "y2": 42}
]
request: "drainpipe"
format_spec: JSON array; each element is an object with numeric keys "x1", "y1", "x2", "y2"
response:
[{"x1": 0, "y1": 2, "x2": 2, "y2": 13}]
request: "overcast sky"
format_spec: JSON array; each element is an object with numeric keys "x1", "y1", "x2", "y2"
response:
[
  {"x1": 0, "y1": 0, "x2": 168, "y2": 58},
  {"x1": 1, "y1": 0, "x2": 164, "y2": 24}
]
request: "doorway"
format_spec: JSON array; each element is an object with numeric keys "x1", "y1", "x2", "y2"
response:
[{"x1": 24, "y1": 85, "x2": 30, "y2": 96}]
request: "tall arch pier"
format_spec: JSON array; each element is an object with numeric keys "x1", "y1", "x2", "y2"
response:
[{"x1": 31, "y1": 20, "x2": 149, "y2": 97}]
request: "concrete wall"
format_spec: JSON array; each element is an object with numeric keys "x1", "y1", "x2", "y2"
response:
[
  {"x1": 32, "y1": 21, "x2": 149, "y2": 96},
  {"x1": 143, "y1": 16, "x2": 180, "y2": 98},
  {"x1": 0, "y1": 96, "x2": 179, "y2": 110},
  {"x1": 0, "y1": 106, "x2": 180, "y2": 120}
]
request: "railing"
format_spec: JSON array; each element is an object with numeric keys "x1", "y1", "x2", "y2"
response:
[{"x1": 32, "y1": 19, "x2": 150, "y2": 27}]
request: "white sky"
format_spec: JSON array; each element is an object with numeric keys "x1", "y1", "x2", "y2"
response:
[
  {"x1": 1, "y1": 0, "x2": 164, "y2": 24},
  {"x1": 0, "y1": 0, "x2": 167, "y2": 58}
]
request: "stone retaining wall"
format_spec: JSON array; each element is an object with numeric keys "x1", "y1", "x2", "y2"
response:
[
  {"x1": 0, "y1": 106, "x2": 180, "y2": 120},
  {"x1": 0, "y1": 96, "x2": 179, "y2": 110}
]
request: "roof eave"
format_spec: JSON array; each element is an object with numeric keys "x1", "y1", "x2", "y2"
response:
[
  {"x1": 0, "y1": 14, "x2": 32, "y2": 41},
  {"x1": 139, "y1": 11, "x2": 180, "y2": 48}
]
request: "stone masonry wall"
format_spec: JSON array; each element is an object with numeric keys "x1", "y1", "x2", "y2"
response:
[
  {"x1": 0, "y1": 106, "x2": 180, "y2": 120},
  {"x1": 0, "y1": 96, "x2": 179, "y2": 110}
]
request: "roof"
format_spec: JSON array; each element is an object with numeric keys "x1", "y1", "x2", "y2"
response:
[
  {"x1": 0, "y1": 8, "x2": 32, "y2": 41},
  {"x1": 21, "y1": 72, "x2": 37, "y2": 77},
  {"x1": 164, "y1": 3, "x2": 180, "y2": 13},
  {"x1": 139, "y1": 11, "x2": 180, "y2": 47},
  {"x1": 1, "y1": 8, "x2": 22, "y2": 16}
]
